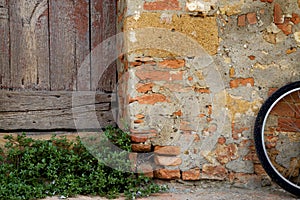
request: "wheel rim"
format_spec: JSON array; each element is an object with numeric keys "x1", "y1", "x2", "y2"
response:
[{"x1": 261, "y1": 87, "x2": 300, "y2": 190}]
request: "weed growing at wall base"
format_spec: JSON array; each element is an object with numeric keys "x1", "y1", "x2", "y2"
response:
[{"x1": 0, "y1": 128, "x2": 166, "y2": 200}]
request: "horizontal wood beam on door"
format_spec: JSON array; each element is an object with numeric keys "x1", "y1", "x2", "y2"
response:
[{"x1": 0, "y1": 91, "x2": 116, "y2": 131}]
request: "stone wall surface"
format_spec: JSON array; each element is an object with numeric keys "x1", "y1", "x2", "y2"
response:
[{"x1": 117, "y1": 0, "x2": 300, "y2": 185}]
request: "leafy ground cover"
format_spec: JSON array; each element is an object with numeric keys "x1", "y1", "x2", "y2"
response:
[{"x1": 0, "y1": 127, "x2": 166, "y2": 200}]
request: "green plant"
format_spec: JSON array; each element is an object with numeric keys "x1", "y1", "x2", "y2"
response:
[{"x1": 0, "y1": 127, "x2": 167, "y2": 200}]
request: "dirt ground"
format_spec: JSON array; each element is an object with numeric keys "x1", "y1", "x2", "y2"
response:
[{"x1": 42, "y1": 180, "x2": 298, "y2": 200}]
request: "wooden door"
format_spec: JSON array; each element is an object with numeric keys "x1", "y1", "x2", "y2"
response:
[{"x1": 0, "y1": 0, "x2": 117, "y2": 131}]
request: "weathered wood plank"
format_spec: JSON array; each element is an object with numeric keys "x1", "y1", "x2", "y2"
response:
[
  {"x1": 0, "y1": 106, "x2": 114, "y2": 130},
  {"x1": 91, "y1": 0, "x2": 117, "y2": 92},
  {"x1": 0, "y1": 91, "x2": 114, "y2": 111},
  {"x1": 0, "y1": 1, "x2": 10, "y2": 89},
  {"x1": 35, "y1": 0, "x2": 50, "y2": 90},
  {"x1": 49, "y1": 0, "x2": 91, "y2": 91},
  {"x1": 0, "y1": 91, "x2": 116, "y2": 130},
  {"x1": 9, "y1": 0, "x2": 49, "y2": 89},
  {"x1": 49, "y1": 0, "x2": 76, "y2": 90},
  {"x1": 74, "y1": 0, "x2": 91, "y2": 91}
]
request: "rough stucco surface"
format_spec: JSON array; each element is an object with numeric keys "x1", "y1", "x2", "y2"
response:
[
  {"x1": 124, "y1": 13, "x2": 219, "y2": 55},
  {"x1": 117, "y1": 0, "x2": 300, "y2": 185}
]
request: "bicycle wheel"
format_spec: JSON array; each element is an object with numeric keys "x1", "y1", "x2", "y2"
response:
[{"x1": 254, "y1": 81, "x2": 300, "y2": 196}]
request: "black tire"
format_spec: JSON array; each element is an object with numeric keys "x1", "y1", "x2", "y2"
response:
[{"x1": 254, "y1": 81, "x2": 300, "y2": 196}]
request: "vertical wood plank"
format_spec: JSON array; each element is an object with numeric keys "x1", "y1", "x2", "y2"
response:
[
  {"x1": 9, "y1": 0, "x2": 49, "y2": 89},
  {"x1": 74, "y1": 0, "x2": 90, "y2": 91},
  {"x1": 0, "y1": 0, "x2": 10, "y2": 89},
  {"x1": 91, "y1": 0, "x2": 117, "y2": 92},
  {"x1": 49, "y1": 0, "x2": 90, "y2": 91},
  {"x1": 49, "y1": 0, "x2": 76, "y2": 91},
  {"x1": 35, "y1": 1, "x2": 50, "y2": 90}
]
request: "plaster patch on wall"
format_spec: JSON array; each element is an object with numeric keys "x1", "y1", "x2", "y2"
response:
[
  {"x1": 129, "y1": 31, "x2": 137, "y2": 43},
  {"x1": 124, "y1": 13, "x2": 219, "y2": 55},
  {"x1": 295, "y1": 31, "x2": 300, "y2": 43}
]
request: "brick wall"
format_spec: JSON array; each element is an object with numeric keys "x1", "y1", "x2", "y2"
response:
[{"x1": 117, "y1": 0, "x2": 300, "y2": 185}]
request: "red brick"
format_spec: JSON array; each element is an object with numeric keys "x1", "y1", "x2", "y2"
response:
[
  {"x1": 158, "y1": 59, "x2": 185, "y2": 69},
  {"x1": 154, "y1": 169, "x2": 181, "y2": 179},
  {"x1": 182, "y1": 168, "x2": 201, "y2": 181},
  {"x1": 135, "y1": 67, "x2": 184, "y2": 81},
  {"x1": 154, "y1": 155, "x2": 182, "y2": 166},
  {"x1": 292, "y1": 13, "x2": 300, "y2": 25},
  {"x1": 260, "y1": 0, "x2": 273, "y2": 3},
  {"x1": 202, "y1": 164, "x2": 228, "y2": 180},
  {"x1": 131, "y1": 144, "x2": 152, "y2": 152},
  {"x1": 130, "y1": 134, "x2": 152, "y2": 143},
  {"x1": 154, "y1": 146, "x2": 181, "y2": 156},
  {"x1": 238, "y1": 15, "x2": 246, "y2": 26},
  {"x1": 277, "y1": 22, "x2": 293, "y2": 35},
  {"x1": 274, "y1": 3, "x2": 284, "y2": 24},
  {"x1": 130, "y1": 94, "x2": 169, "y2": 105},
  {"x1": 230, "y1": 78, "x2": 254, "y2": 88},
  {"x1": 247, "y1": 12, "x2": 257, "y2": 25},
  {"x1": 144, "y1": 0, "x2": 181, "y2": 11},
  {"x1": 136, "y1": 83, "x2": 155, "y2": 93}
]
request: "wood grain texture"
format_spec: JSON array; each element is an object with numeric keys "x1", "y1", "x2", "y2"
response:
[
  {"x1": 49, "y1": 0, "x2": 76, "y2": 91},
  {"x1": 91, "y1": 0, "x2": 117, "y2": 92},
  {"x1": 0, "y1": 1, "x2": 10, "y2": 89},
  {"x1": 0, "y1": 0, "x2": 118, "y2": 131},
  {"x1": 49, "y1": 0, "x2": 91, "y2": 91},
  {"x1": 0, "y1": 91, "x2": 115, "y2": 130},
  {"x1": 9, "y1": 0, "x2": 49, "y2": 89},
  {"x1": 35, "y1": 0, "x2": 50, "y2": 90},
  {"x1": 74, "y1": 0, "x2": 91, "y2": 91}
]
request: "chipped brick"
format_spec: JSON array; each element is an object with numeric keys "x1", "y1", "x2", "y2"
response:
[
  {"x1": 182, "y1": 168, "x2": 201, "y2": 181},
  {"x1": 131, "y1": 144, "x2": 152, "y2": 152},
  {"x1": 247, "y1": 12, "x2": 257, "y2": 25},
  {"x1": 154, "y1": 155, "x2": 182, "y2": 166},
  {"x1": 238, "y1": 15, "x2": 246, "y2": 26},
  {"x1": 230, "y1": 78, "x2": 255, "y2": 88},
  {"x1": 274, "y1": 3, "x2": 284, "y2": 24},
  {"x1": 136, "y1": 83, "x2": 155, "y2": 93},
  {"x1": 158, "y1": 59, "x2": 185, "y2": 69},
  {"x1": 154, "y1": 146, "x2": 181, "y2": 156},
  {"x1": 154, "y1": 169, "x2": 181, "y2": 179}
]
